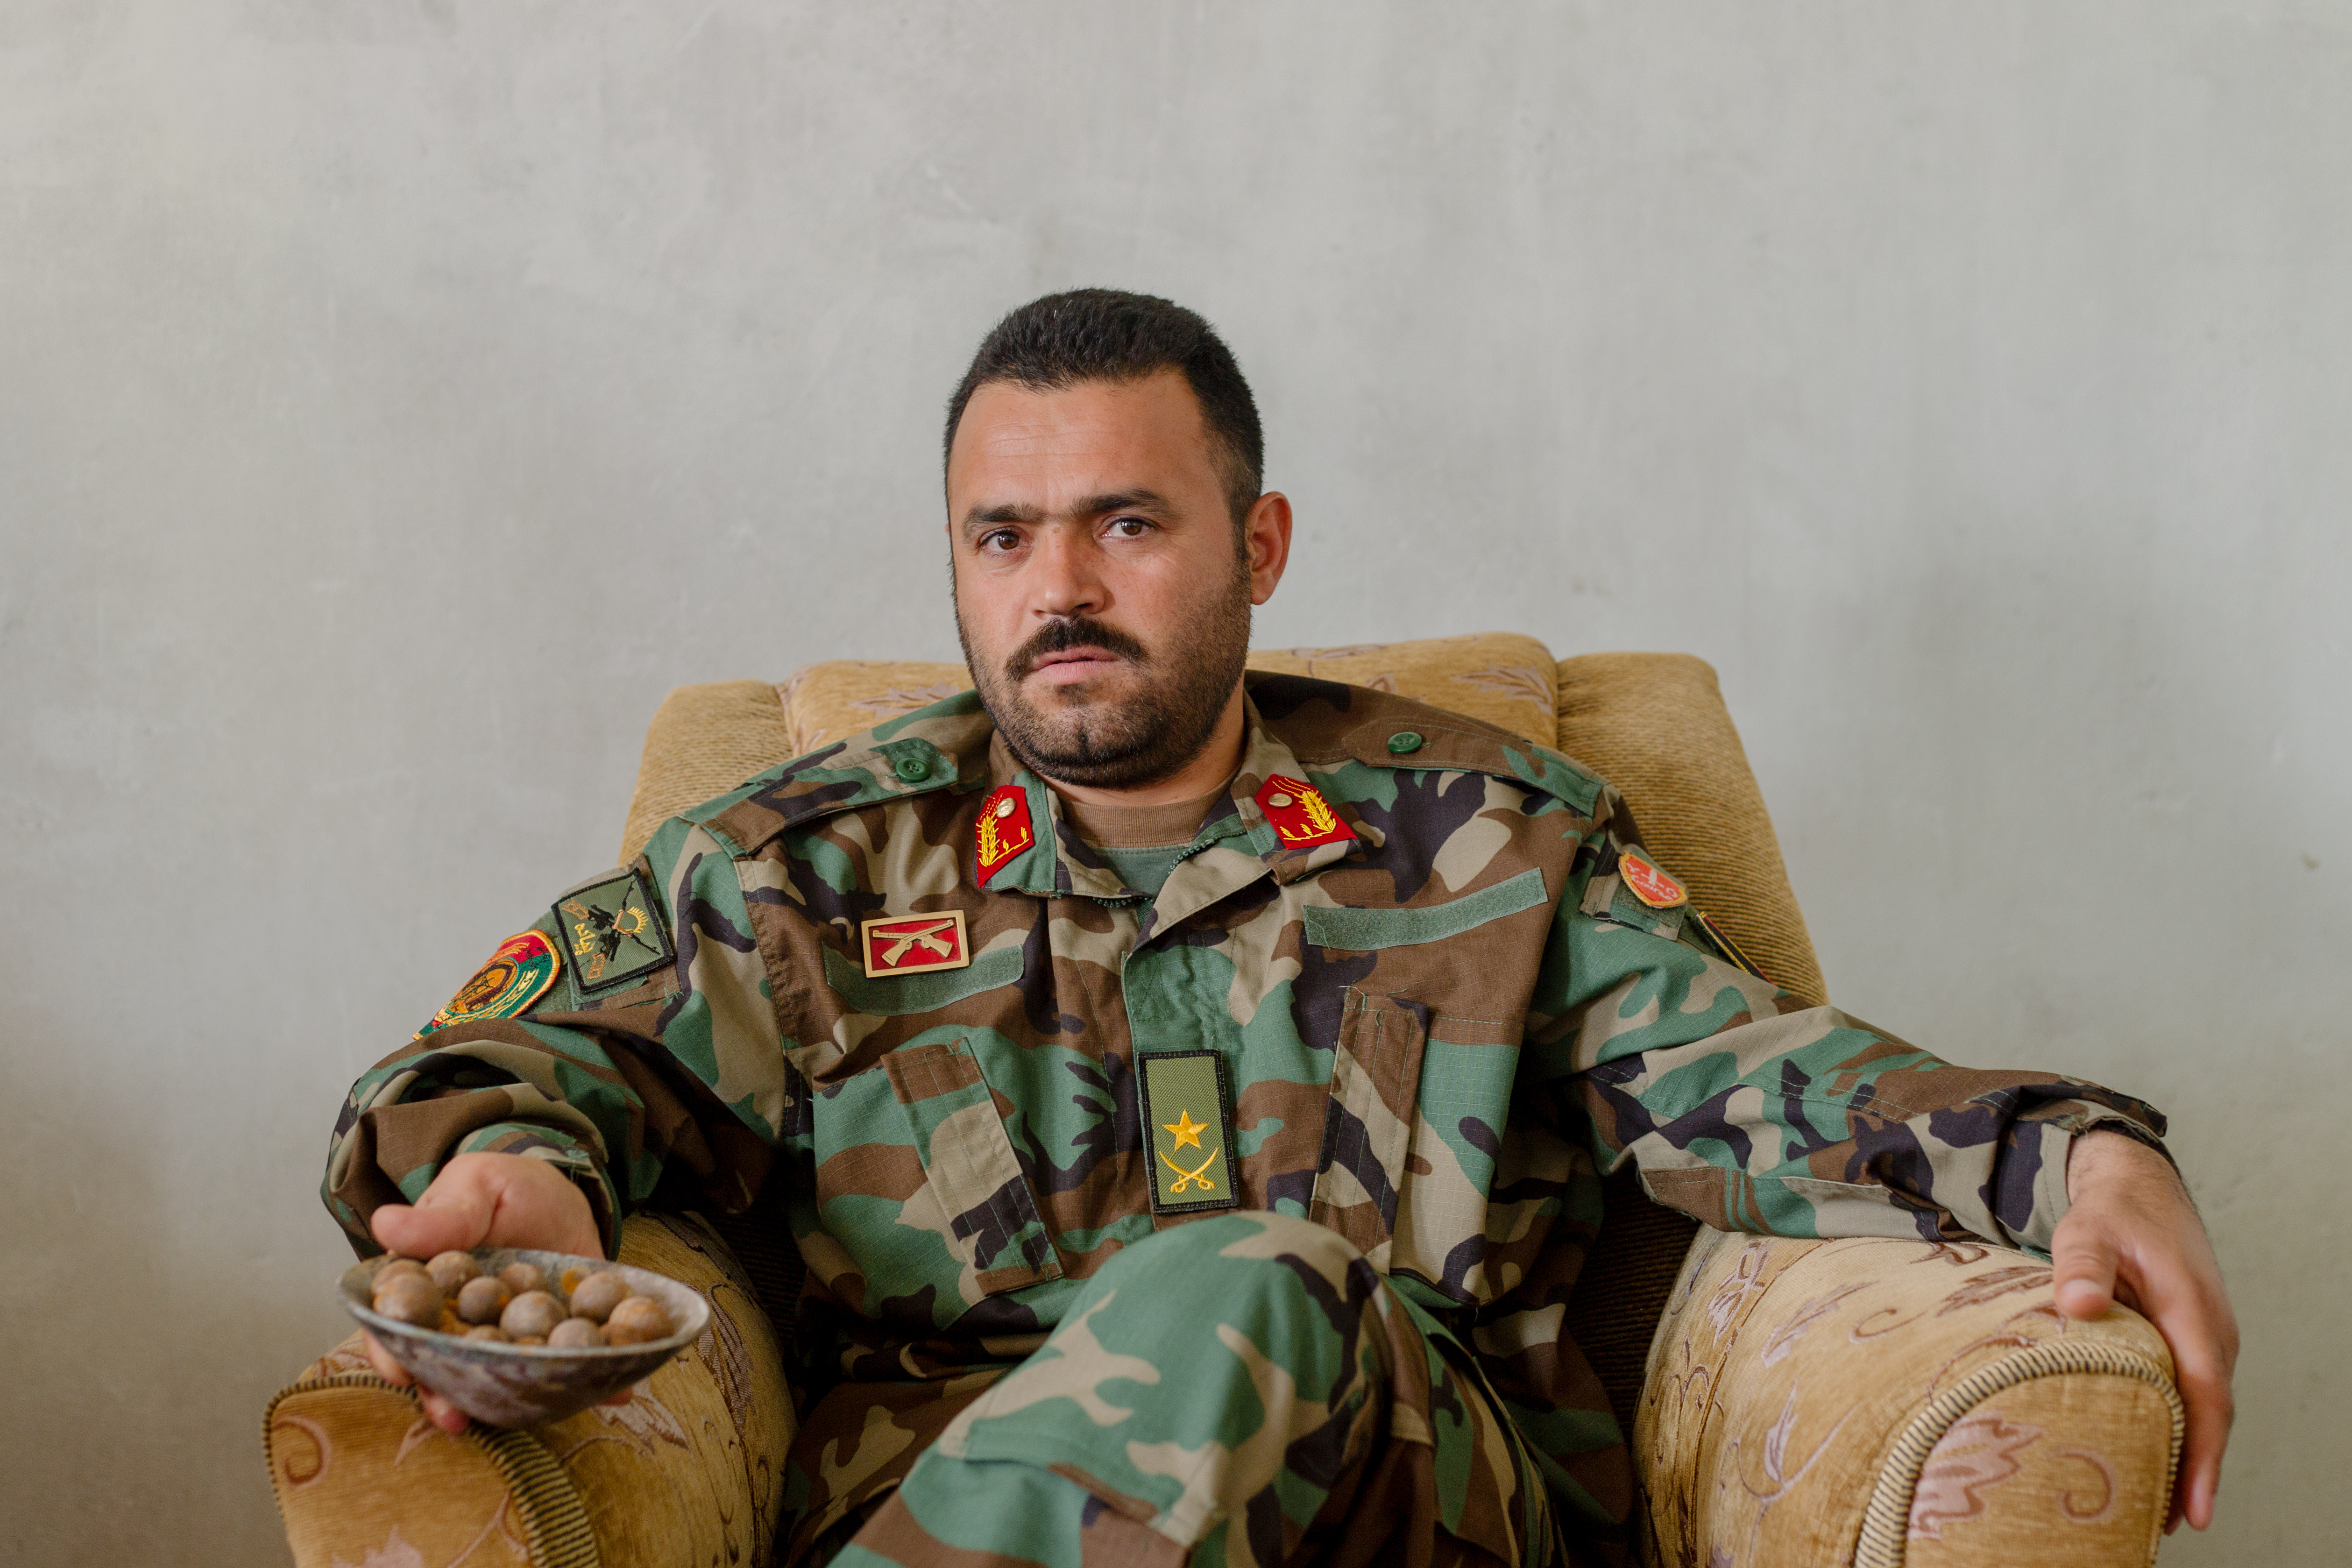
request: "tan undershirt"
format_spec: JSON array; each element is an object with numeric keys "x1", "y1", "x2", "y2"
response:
[{"x1": 1055, "y1": 786, "x2": 1227, "y2": 848}]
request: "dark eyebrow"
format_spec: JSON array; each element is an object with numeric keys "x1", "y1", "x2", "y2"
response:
[
  {"x1": 962, "y1": 500, "x2": 1042, "y2": 535},
  {"x1": 958, "y1": 489, "x2": 1176, "y2": 538},
  {"x1": 1073, "y1": 489, "x2": 1174, "y2": 519}
]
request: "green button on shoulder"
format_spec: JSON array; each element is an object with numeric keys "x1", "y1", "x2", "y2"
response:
[
  {"x1": 893, "y1": 756, "x2": 930, "y2": 781},
  {"x1": 1387, "y1": 731, "x2": 1424, "y2": 755}
]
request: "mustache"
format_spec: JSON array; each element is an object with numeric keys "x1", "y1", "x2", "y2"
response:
[{"x1": 1009, "y1": 617, "x2": 1150, "y2": 680}]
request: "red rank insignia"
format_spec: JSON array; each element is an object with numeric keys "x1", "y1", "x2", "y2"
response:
[
  {"x1": 1619, "y1": 850, "x2": 1687, "y2": 909},
  {"x1": 974, "y1": 785, "x2": 1035, "y2": 876},
  {"x1": 1255, "y1": 774, "x2": 1352, "y2": 849},
  {"x1": 859, "y1": 910, "x2": 972, "y2": 979}
]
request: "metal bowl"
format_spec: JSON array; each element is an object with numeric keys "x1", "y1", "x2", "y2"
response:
[{"x1": 337, "y1": 1245, "x2": 710, "y2": 1428}]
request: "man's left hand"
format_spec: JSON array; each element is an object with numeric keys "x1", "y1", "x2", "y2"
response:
[{"x1": 2052, "y1": 1128, "x2": 2238, "y2": 1534}]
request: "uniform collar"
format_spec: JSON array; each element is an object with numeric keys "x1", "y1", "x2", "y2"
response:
[{"x1": 972, "y1": 696, "x2": 1374, "y2": 917}]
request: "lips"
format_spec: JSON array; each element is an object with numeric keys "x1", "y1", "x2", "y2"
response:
[{"x1": 1028, "y1": 647, "x2": 1124, "y2": 676}]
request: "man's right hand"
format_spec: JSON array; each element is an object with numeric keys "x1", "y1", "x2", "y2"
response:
[{"x1": 361, "y1": 1151, "x2": 607, "y2": 1432}]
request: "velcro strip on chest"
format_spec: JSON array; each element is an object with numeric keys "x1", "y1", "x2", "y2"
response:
[
  {"x1": 1301, "y1": 866, "x2": 1549, "y2": 951},
  {"x1": 553, "y1": 869, "x2": 674, "y2": 993},
  {"x1": 1137, "y1": 1050, "x2": 1240, "y2": 1215}
]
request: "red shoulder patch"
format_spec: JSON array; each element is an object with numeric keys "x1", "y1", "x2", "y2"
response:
[
  {"x1": 1618, "y1": 850, "x2": 1687, "y2": 909},
  {"x1": 975, "y1": 785, "x2": 1035, "y2": 876},
  {"x1": 1255, "y1": 774, "x2": 1352, "y2": 850}
]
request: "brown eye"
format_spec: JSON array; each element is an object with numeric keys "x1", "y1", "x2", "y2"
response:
[{"x1": 1105, "y1": 517, "x2": 1149, "y2": 539}]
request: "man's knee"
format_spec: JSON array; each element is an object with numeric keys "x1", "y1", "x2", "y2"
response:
[{"x1": 1087, "y1": 1209, "x2": 1368, "y2": 1300}]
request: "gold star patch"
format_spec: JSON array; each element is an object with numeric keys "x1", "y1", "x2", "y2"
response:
[{"x1": 1162, "y1": 1108, "x2": 1209, "y2": 1151}]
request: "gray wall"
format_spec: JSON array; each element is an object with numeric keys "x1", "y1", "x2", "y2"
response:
[{"x1": 3, "y1": 4, "x2": 2345, "y2": 1562}]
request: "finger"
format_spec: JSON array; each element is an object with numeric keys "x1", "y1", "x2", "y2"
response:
[
  {"x1": 361, "y1": 1331, "x2": 413, "y2": 1389},
  {"x1": 2125, "y1": 1260, "x2": 2236, "y2": 1533},
  {"x1": 473, "y1": 1156, "x2": 604, "y2": 1257},
  {"x1": 364, "y1": 1329, "x2": 473, "y2": 1430},
  {"x1": 2050, "y1": 1217, "x2": 2120, "y2": 1320},
  {"x1": 418, "y1": 1385, "x2": 471, "y2": 1434},
  {"x1": 370, "y1": 1196, "x2": 490, "y2": 1261},
  {"x1": 397, "y1": 1171, "x2": 503, "y2": 1256},
  {"x1": 2166, "y1": 1336, "x2": 2233, "y2": 1531}
]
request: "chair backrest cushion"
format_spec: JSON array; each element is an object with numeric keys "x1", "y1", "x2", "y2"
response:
[{"x1": 1555, "y1": 653, "x2": 1825, "y2": 1007}]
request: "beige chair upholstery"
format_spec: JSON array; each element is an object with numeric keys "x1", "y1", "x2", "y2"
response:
[{"x1": 271, "y1": 633, "x2": 2180, "y2": 1568}]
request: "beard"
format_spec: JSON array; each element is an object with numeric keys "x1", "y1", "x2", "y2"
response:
[{"x1": 955, "y1": 555, "x2": 1254, "y2": 790}]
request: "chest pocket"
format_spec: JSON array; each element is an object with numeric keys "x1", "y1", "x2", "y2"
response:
[
  {"x1": 879, "y1": 1038, "x2": 1063, "y2": 1307},
  {"x1": 1308, "y1": 989, "x2": 1523, "y2": 1302},
  {"x1": 1308, "y1": 992, "x2": 1429, "y2": 1266}
]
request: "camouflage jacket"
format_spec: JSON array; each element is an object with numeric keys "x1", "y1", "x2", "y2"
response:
[{"x1": 324, "y1": 674, "x2": 2167, "y2": 1537}]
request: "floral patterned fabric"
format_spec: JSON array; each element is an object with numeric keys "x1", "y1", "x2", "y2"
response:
[
  {"x1": 267, "y1": 1213, "x2": 796, "y2": 1568},
  {"x1": 1637, "y1": 1228, "x2": 2180, "y2": 1567}
]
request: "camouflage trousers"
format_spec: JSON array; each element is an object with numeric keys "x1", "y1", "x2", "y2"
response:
[{"x1": 822, "y1": 1212, "x2": 1558, "y2": 1568}]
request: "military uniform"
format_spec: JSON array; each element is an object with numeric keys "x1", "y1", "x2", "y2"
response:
[{"x1": 324, "y1": 674, "x2": 2167, "y2": 1566}]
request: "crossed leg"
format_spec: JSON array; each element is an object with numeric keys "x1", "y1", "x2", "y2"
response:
[{"x1": 824, "y1": 1212, "x2": 1556, "y2": 1568}]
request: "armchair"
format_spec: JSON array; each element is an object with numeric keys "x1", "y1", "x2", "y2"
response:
[{"x1": 266, "y1": 633, "x2": 2181, "y2": 1567}]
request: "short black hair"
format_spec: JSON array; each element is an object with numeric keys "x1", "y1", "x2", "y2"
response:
[{"x1": 944, "y1": 289, "x2": 1264, "y2": 527}]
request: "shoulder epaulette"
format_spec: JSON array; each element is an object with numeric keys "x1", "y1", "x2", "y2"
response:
[
  {"x1": 1248, "y1": 673, "x2": 1603, "y2": 815},
  {"x1": 681, "y1": 691, "x2": 995, "y2": 856}
]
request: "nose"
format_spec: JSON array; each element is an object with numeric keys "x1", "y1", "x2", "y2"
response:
[{"x1": 1028, "y1": 523, "x2": 1107, "y2": 621}]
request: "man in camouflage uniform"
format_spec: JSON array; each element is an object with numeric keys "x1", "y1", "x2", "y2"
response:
[{"x1": 327, "y1": 291, "x2": 2236, "y2": 1564}]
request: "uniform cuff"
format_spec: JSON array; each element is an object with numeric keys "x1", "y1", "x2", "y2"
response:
[
  {"x1": 454, "y1": 1122, "x2": 624, "y2": 1258},
  {"x1": 2000, "y1": 1105, "x2": 2175, "y2": 1256}
]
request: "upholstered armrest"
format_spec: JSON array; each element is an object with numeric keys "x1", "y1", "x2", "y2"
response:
[
  {"x1": 266, "y1": 1215, "x2": 797, "y2": 1568},
  {"x1": 1635, "y1": 1229, "x2": 2182, "y2": 1568}
]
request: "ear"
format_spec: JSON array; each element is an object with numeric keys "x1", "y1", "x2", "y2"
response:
[{"x1": 1243, "y1": 492, "x2": 1293, "y2": 606}]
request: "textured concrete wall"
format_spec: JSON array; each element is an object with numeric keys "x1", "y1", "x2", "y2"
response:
[{"x1": 3, "y1": 4, "x2": 2344, "y2": 1561}]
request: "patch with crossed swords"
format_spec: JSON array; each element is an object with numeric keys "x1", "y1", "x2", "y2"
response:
[
  {"x1": 858, "y1": 910, "x2": 973, "y2": 979},
  {"x1": 1135, "y1": 1049, "x2": 1240, "y2": 1214}
]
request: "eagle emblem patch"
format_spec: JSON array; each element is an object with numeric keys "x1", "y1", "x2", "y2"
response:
[{"x1": 416, "y1": 929, "x2": 560, "y2": 1038}]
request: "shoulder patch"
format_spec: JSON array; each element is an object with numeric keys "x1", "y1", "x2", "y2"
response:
[
  {"x1": 553, "y1": 869, "x2": 674, "y2": 993},
  {"x1": 1618, "y1": 849, "x2": 1687, "y2": 909},
  {"x1": 416, "y1": 929, "x2": 561, "y2": 1038}
]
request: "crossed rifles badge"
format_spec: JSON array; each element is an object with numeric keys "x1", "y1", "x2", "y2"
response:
[{"x1": 859, "y1": 910, "x2": 972, "y2": 979}]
